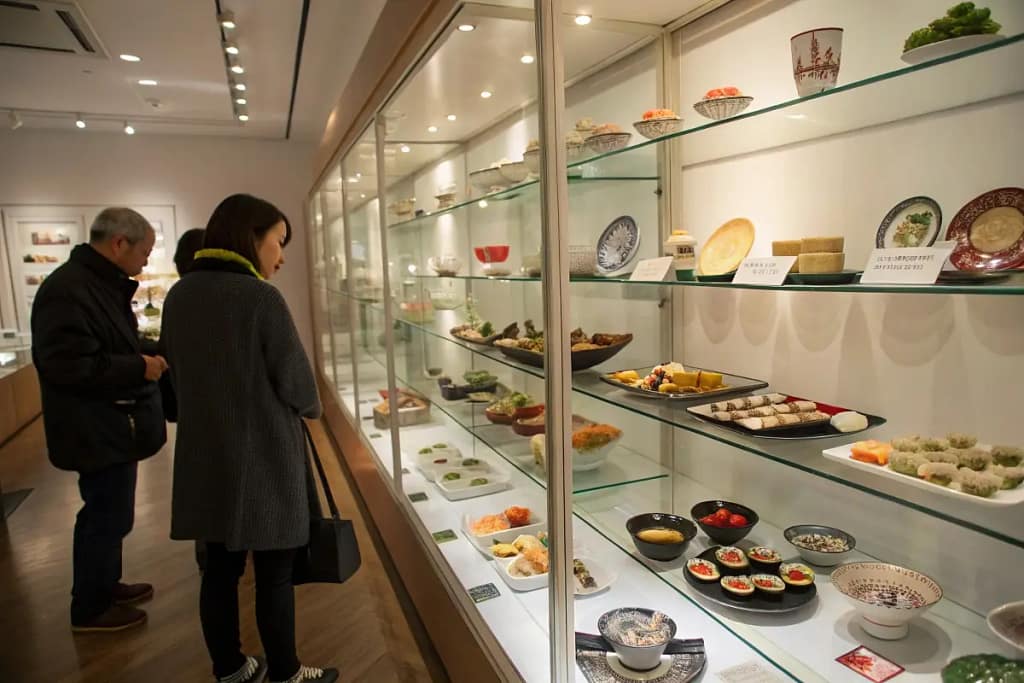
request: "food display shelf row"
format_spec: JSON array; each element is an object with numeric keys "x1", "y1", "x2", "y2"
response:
[
  {"x1": 413, "y1": 272, "x2": 1024, "y2": 297},
  {"x1": 337, "y1": 380, "x2": 1013, "y2": 682},
  {"x1": 386, "y1": 176, "x2": 660, "y2": 231},
  {"x1": 344, "y1": 303, "x2": 1024, "y2": 548}
]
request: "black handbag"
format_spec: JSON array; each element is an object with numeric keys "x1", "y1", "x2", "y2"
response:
[{"x1": 293, "y1": 421, "x2": 361, "y2": 585}]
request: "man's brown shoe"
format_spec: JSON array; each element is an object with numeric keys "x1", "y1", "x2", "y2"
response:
[
  {"x1": 71, "y1": 604, "x2": 147, "y2": 633},
  {"x1": 113, "y1": 581, "x2": 154, "y2": 605}
]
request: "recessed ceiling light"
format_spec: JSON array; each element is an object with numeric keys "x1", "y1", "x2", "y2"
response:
[
  {"x1": 520, "y1": 54, "x2": 535, "y2": 64},
  {"x1": 218, "y1": 11, "x2": 236, "y2": 29},
  {"x1": 480, "y1": 90, "x2": 492, "y2": 98},
  {"x1": 238, "y1": 113, "x2": 249, "y2": 122},
  {"x1": 119, "y1": 54, "x2": 141, "y2": 62},
  {"x1": 235, "y1": 97, "x2": 247, "y2": 105},
  {"x1": 224, "y1": 42, "x2": 239, "y2": 55},
  {"x1": 138, "y1": 79, "x2": 158, "y2": 86},
  {"x1": 75, "y1": 115, "x2": 86, "y2": 129},
  {"x1": 230, "y1": 65, "x2": 245, "y2": 74},
  {"x1": 457, "y1": 24, "x2": 475, "y2": 32},
  {"x1": 400, "y1": 145, "x2": 411, "y2": 153},
  {"x1": 427, "y1": 125, "x2": 438, "y2": 133},
  {"x1": 360, "y1": 193, "x2": 366, "y2": 199},
  {"x1": 447, "y1": 114, "x2": 457, "y2": 121},
  {"x1": 234, "y1": 83, "x2": 246, "y2": 91},
  {"x1": 478, "y1": 200, "x2": 488, "y2": 208},
  {"x1": 124, "y1": 122, "x2": 135, "y2": 135},
  {"x1": 574, "y1": 14, "x2": 592, "y2": 25}
]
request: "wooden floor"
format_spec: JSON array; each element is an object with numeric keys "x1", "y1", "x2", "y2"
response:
[{"x1": 0, "y1": 418, "x2": 447, "y2": 683}]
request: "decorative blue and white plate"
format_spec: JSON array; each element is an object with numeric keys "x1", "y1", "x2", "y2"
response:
[
  {"x1": 596, "y1": 216, "x2": 640, "y2": 276},
  {"x1": 875, "y1": 196, "x2": 942, "y2": 248}
]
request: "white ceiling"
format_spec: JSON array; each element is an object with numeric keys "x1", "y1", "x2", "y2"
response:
[
  {"x1": 0, "y1": 0, "x2": 383, "y2": 140},
  {"x1": 489, "y1": 0, "x2": 717, "y2": 26}
]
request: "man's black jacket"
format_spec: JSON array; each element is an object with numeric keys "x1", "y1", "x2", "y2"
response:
[{"x1": 31, "y1": 244, "x2": 166, "y2": 473}]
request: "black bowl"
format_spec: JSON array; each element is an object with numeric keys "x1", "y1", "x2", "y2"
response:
[
  {"x1": 690, "y1": 500, "x2": 759, "y2": 545},
  {"x1": 626, "y1": 513, "x2": 697, "y2": 561}
]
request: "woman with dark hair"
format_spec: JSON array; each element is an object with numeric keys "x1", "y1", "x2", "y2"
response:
[{"x1": 161, "y1": 194, "x2": 336, "y2": 683}]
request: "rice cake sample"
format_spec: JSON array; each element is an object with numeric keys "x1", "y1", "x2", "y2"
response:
[
  {"x1": 798, "y1": 252, "x2": 845, "y2": 274},
  {"x1": 800, "y1": 236, "x2": 844, "y2": 253}
]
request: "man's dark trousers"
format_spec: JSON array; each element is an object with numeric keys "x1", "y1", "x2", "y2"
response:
[{"x1": 70, "y1": 461, "x2": 138, "y2": 625}]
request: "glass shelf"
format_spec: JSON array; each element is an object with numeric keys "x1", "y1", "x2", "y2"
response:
[
  {"x1": 384, "y1": 314, "x2": 1023, "y2": 548},
  {"x1": 569, "y1": 33, "x2": 1023, "y2": 170},
  {"x1": 387, "y1": 175, "x2": 660, "y2": 231},
  {"x1": 414, "y1": 272, "x2": 1024, "y2": 296}
]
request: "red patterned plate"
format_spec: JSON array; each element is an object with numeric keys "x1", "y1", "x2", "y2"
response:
[{"x1": 947, "y1": 187, "x2": 1024, "y2": 271}]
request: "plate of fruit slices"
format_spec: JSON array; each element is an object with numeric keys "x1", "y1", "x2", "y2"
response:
[
  {"x1": 600, "y1": 363, "x2": 767, "y2": 401},
  {"x1": 683, "y1": 546, "x2": 817, "y2": 614}
]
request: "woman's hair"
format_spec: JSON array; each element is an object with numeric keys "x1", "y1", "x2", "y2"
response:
[
  {"x1": 203, "y1": 194, "x2": 292, "y2": 267},
  {"x1": 173, "y1": 228, "x2": 206, "y2": 275}
]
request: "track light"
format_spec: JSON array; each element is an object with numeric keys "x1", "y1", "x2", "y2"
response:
[
  {"x1": 235, "y1": 97, "x2": 247, "y2": 105},
  {"x1": 119, "y1": 54, "x2": 141, "y2": 62},
  {"x1": 218, "y1": 11, "x2": 236, "y2": 29},
  {"x1": 123, "y1": 121, "x2": 135, "y2": 135},
  {"x1": 138, "y1": 79, "x2": 158, "y2": 86},
  {"x1": 238, "y1": 114, "x2": 249, "y2": 122},
  {"x1": 457, "y1": 24, "x2": 475, "y2": 32},
  {"x1": 400, "y1": 145, "x2": 411, "y2": 153},
  {"x1": 8, "y1": 110, "x2": 23, "y2": 130},
  {"x1": 480, "y1": 90, "x2": 492, "y2": 98},
  {"x1": 575, "y1": 14, "x2": 592, "y2": 25},
  {"x1": 230, "y1": 64, "x2": 244, "y2": 75},
  {"x1": 447, "y1": 114, "x2": 456, "y2": 121},
  {"x1": 233, "y1": 82, "x2": 246, "y2": 91},
  {"x1": 223, "y1": 41, "x2": 239, "y2": 55},
  {"x1": 75, "y1": 114, "x2": 86, "y2": 129}
]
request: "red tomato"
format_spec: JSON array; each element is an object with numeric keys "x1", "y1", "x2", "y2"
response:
[
  {"x1": 787, "y1": 569, "x2": 807, "y2": 581},
  {"x1": 728, "y1": 514, "x2": 748, "y2": 527},
  {"x1": 713, "y1": 508, "x2": 731, "y2": 520}
]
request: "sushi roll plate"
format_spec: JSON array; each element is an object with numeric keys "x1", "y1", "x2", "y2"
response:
[{"x1": 682, "y1": 547, "x2": 817, "y2": 614}]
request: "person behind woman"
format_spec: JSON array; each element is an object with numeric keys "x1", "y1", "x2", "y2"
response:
[
  {"x1": 173, "y1": 227, "x2": 206, "y2": 276},
  {"x1": 161, "y1": 194, "x2": 336, "y2": 683}
]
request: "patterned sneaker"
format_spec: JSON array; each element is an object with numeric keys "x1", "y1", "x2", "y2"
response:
[
  {"x1": 272, "y1": 665, "x2": 338, "y2": 683},
  {"x1": 218, "y1": 655, "x2": 267, "y2": 683}
]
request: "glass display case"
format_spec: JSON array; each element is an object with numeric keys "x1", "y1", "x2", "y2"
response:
[{"x1": 309, "y1": 1, "x2": 1024, "y2": 681}]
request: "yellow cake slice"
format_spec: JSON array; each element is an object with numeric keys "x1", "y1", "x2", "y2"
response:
[
  {"x1": 698, "y1": 371, "x2": 723, "y2": 389},
  {"x1": 798, "y1": 252, "x2": 845, "y2": 274},
  {"x1": 673, "y1": 371, "x2": 700, "y2": 388},
  {"x1": 800, "y1": 236, "x2": 844, "y2": 253}
]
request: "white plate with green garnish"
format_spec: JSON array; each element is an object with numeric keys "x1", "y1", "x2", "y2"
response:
[{"x1": 875, "y1": 196, "x2": 942, "y2": 248}]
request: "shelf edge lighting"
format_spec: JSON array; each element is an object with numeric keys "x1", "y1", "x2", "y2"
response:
[
  {"x1": 119, "y1": 54, "x2": 141, "y2": 62},
  {"x1": 75, "y1": 115, "x2": 86, "y2": 129},
  {"x1": 218, "y1": 11, "x2": 236, "y2": 29},
  {"x1": 574, "y1": 14, "x2": 592, "y2": 25},
  {"x1": 123, "y1": 121, "x2": 135, "y2": 135}
]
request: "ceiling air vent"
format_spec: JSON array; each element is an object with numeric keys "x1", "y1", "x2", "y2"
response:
[{"x1": 0, "y1": 0, "x2": 107, "y2": 58}]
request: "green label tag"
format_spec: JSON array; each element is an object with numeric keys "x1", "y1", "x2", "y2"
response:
[
  {"x1": 469, "y1": 583, "x2": 500, "y2": 603},
  {"x1": 408, "y1": 492, "x2": 428, "y2": 503},
  {"x1": 432, "y1": 529, "x2": 457, "y2": 544}
]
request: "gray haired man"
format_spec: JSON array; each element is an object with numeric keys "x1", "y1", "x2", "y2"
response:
[{"x1": 32, "y1": 207, "x2": 168, "y2": 632}]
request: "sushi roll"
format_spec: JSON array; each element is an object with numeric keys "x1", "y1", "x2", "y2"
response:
[
  {"x1": 947, "y1": 432, "x2": 978, "y2": 449},
  {"x1": 686, "y1": 558, "x2": 721, "y2": 583},
  {"x1": 918, "y1": 462, "x2": 958, "y2": 486},
  {"x1": 715, "y1": 546, "x2": 750, "y2": 571},
  {"x1": 891, "y1": 435, "x2": 921, "y2": 452},
  {"x1": 889, "y1": 451, "x2": 928, "y2": 476},
  {"x1": 779, "y1": 563, "x2": 815, "y2": 589},
  {"x1": 925, "y1": 450, "x2": 961, "y2": 467},
  {"x1": 957, "y1": 468, "x2": 1001, "y2": 498},
  {"x1": 746, "y1": 546, "x2": 782, "y2": 572},
  {"x1": 990, "y1": 465, "x2": 1024, "y2": 490},
  {"x1": 750, "y1": 574, "x2": 786, "y2": 597},
  {"x1": 720, "y1": 575, "x2": 755, "y2": 599},
  {"x1": 920, "y1": 437, "x2": 950, "y2": 452},
  {"x1": 992, "y1": 445, "x2": 1024, "y2": 467},
  {"x1": 957, "y1": 448, "x2": 992, "y2": 472}
]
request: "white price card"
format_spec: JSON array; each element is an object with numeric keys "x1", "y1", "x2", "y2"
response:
[
  {"x1": 732, "y1": 256, "x2": 797, "y2": 286},
  {"x1": 860, "y1": 243, "x2": 955, "y2": 285},
  {"x1": 629, "y1": 256, "x2": 674, "y2": 282}
]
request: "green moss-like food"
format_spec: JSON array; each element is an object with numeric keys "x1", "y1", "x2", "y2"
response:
[
  {"x1": 942, "y1": 653, "x2": 1024, "y2": 683},
  {"x1": 991, "y1": 465, "x2": 1024, "y2": 490},
  {"x1": 418, "y1": 447, "x2": 433, "y2": 455},
  {"x1": 469, "y1": 477, "x2": 489, "y2": 486},
  {"x1": 957, "y1": 448, "x2": 992, "y2": 471},
  {"x1": 992, "y1": 445, "x2": 1024, "y2": 467},
  {"x1": 919, "y1": 462, "x2": 958, "y2": 487},
  {"x1": 958, "y1": 468, "x2": 1001, "y2": 498},
  {"x1": 921, "y1": 437, "x2": 950, "y2": 452},
  {"x1": 442, "y1": 472, "x2": 461, "y2": 481},
  {"x1": 947, "y1": 432, "x2": 978, "y2": 449},
  {"x1": 890, "y1": 451, "x2": 929, "y2": 476},
  {"x1": 927, "y1": 450, "x2": 961, "y2": 467},
  {"x1": 891, "y1": 436, "x2": 921, "y2": 452},
  {"x1": 905, "y1": 3, "x2": 1002, "y2": 52}
]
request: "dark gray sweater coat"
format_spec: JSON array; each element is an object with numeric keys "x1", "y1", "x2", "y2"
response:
[{"x1": 161, "y1": 253, "x2": 321, "y2": 551}]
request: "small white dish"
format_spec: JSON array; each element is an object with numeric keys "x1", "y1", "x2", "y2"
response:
[
  {"x1": 495, "y1": 555, "x2": 549, "y2": 592},
  {"x1": 901, "y1": 34, "x2": 1004, "y2": 65},
  {"x1": 988, "y1": 600, "x2": 1024, "y2": 653},
  {"x1": 499, "y1": 160, "x2": 529, "y2": 184},
  {"x1": 573, "y1": 556, "x2": 616, "y2": 596},
  {"x1": 434, "y1": 467, "x2": 509, "y2": 501},
  {"x1": 413, "y1": 446, "x2": 463, "y2": 478},
  {"x1": 831, "y1": 561, "x2": 942, "y2": 640},
  {"x1": 463, "y1": 512, "x2": 546, "y2": 556},
  {"x1": 606, "y1": 653, "x2": 674, "y2": 681}
]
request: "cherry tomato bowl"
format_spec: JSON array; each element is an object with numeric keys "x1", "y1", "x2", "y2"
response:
[{"x1": 690, "y1": 499, "x2": 759, "y2": 545}]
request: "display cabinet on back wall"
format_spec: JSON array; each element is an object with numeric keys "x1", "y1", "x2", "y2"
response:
[{"x1": 307, "y1": 1, "x2": 1024, "y2": 681}]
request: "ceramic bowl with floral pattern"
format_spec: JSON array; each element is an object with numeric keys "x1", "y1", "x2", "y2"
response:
[{"x1": 831, "y1": 562, "x2": 942, "y2": 640}]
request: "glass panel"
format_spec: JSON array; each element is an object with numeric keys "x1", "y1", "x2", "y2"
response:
[
  {"x1": 308, "y1": 194, "x2": 334, "y2": 387},
  {"x1": 322, "y1": 170, "x2": 354, "y2": 398}
]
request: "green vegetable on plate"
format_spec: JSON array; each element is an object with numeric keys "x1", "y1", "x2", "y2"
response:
[
  {"x1": 904, "y1": 2, "x2": 1001, "y2": 52},
  {"x1": 942, "y1": 654, "x2": 1024, "y2": 683}
]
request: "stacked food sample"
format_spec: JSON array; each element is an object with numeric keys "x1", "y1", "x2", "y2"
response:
[
  {"x1": 530, "y1": 421, "x2": 622, "y2": 471},
  {"x1": 373, "y1": 389, "x2": 430, "y2": 429},
  {"x1": 607, "y1": 362, "x2": 726, "y2": 395},
  {"x1": 701, "y1": 393, "x2": 830, "y2": 430},
  {"x1": 772, "y1": 236, "x2": 845, "y2": 274},
  {"x1": 848, "y1": 433, "x2": 1023, "y2": 499},
  {"x1": 493, "y1": 320, "x2": 632, "y2": 370}
]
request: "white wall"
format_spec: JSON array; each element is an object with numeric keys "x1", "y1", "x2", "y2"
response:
[{"x1": 0, "y1": 128, "x2": 315, "y2": 357}]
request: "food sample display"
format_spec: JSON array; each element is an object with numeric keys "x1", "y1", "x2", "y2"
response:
[
  {"x1": 691, "y1": 500, "x2": 758, "y2": 545},
  {"x1": 530, "y1": 420, "x2": 621, "y2": 471},
  {"x1": 784, "y1": 524, "x2": 856, "y2": 566},
  {"x1": 825, "y1": 434, "x2": 1024, "y2": 505},
  {"x1": 493, "y1": 320, "x2": 632, "y2": 371},
  {"x1": 876, "y1": 196, "x2": 943, "y2": 248},
  {"x1": 484, "y1": 392, "x2": 540, "y2": 424},
  {"x1": 437, "y1": 370, "x2": 498, "y2": 400},
  {"x1": 692, "y1": 87, "x2": 754, "y2": 121},
  {"x1": 831, "y1": 561, "x2": 942, "y2": 640},
  {"x1": 688, "y1": 394, "x2": 880, "y2": 438},
  {"x1": 434, "y1": 461, "x2": 510, "y2": 501},
  {"x1": 903, "y1": 2, "x2": 1002, "y2": 64},
  {"x1": 697, "y1": 217, "x2": 755, "y2": 277},
  {"x1": 373, "y1": 390, "x2": 430, "y2": 429},
  {"x1": 784, "y1": 235, "x2": 855, "y2": 284},
  {"x1": 946, "y1": 187, "x2": 1024, "y2": 272},
  {"x1": 627, "y1": 513, "x2": 696, "y2": 561},
  {"x1": 633, "y1": 108, "x2": 683, "y2": 139},
  {"x1": 684, "y1": 545, "x2": 818, "y2": 613},
  {"x1": 603, "y1": 363, "x2": 769, "y2": 400}
]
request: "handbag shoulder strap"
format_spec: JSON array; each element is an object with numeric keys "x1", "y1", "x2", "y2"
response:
[{"x1": 301, "y1": 420, "x2": 340, "y2": 519}]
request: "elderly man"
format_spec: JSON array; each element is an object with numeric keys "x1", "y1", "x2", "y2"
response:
[{"x1": 32, "y1": 207, "x2": 168, "y2": 633}]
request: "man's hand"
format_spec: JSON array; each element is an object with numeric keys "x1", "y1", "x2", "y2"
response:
[{"x1": 143, "y1": 354, "x2": 168, "y2": 382}]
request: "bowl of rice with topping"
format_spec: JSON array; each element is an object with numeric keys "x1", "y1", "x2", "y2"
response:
[{"x1": 784, "y1": 524, "x2": 856, "y2": 566}]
